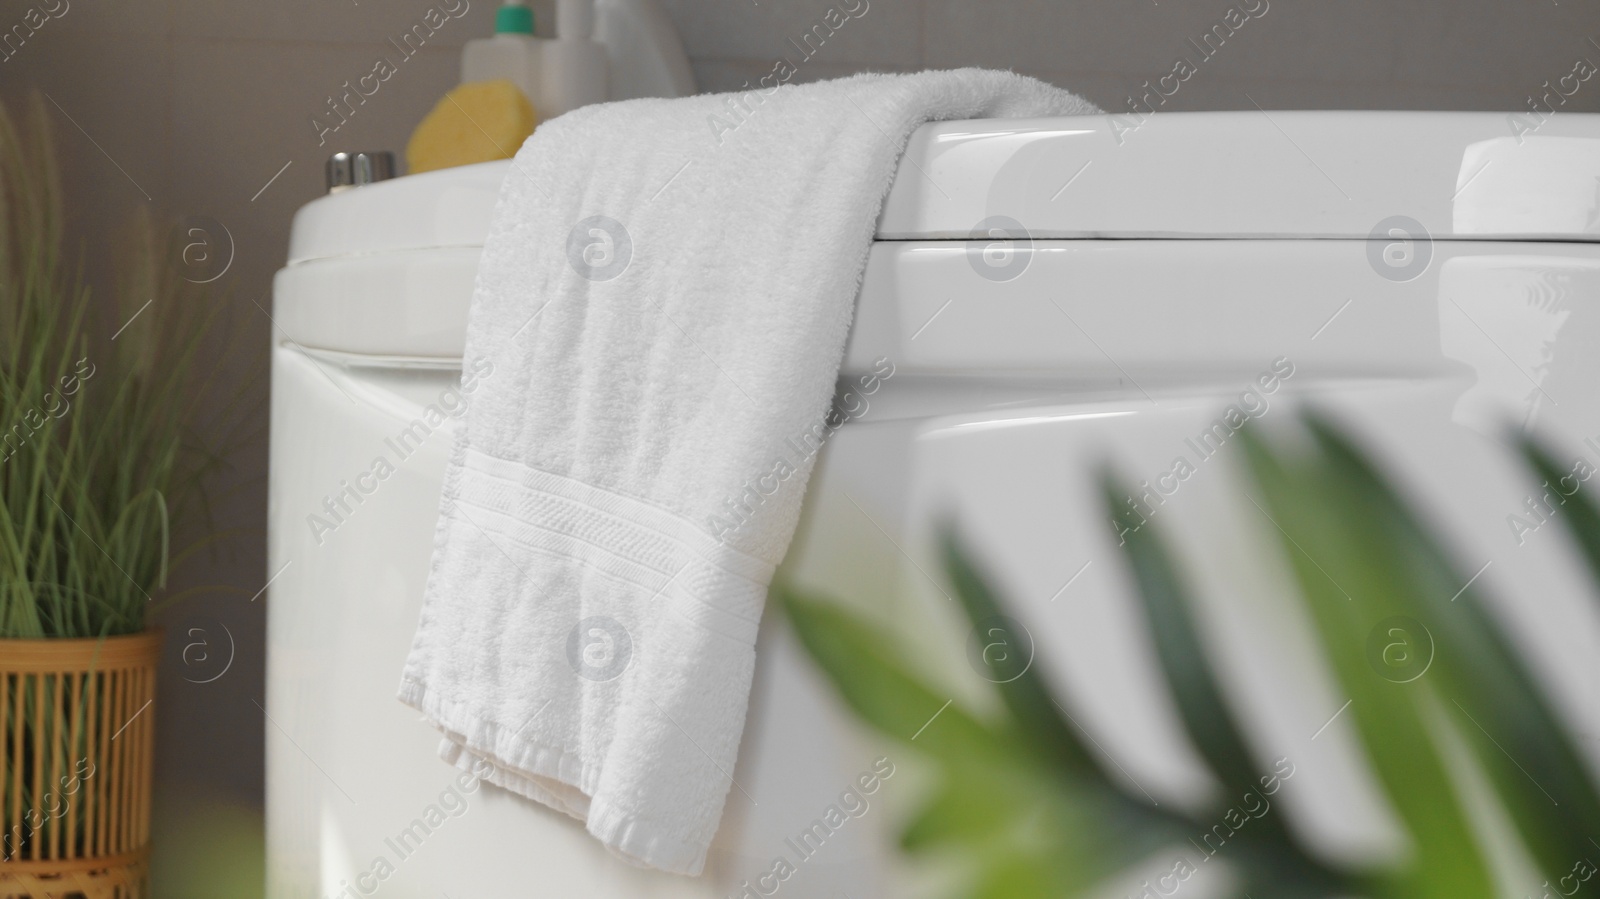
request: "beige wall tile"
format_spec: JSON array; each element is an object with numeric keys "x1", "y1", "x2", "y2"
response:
[
  {"x1": 1, "y1": 31, "x2": 173, "y2": 300},
  {"x1": 1203, "y1": 0, "x2": 1399, "y2": 86},
  {"x1": 168, "y1": 0, "x2": 497, "y2": 47},
  {"x1": 41, "y1": 0, "x2": 170, "y2": 39},
  {"x1": 690, "y1": 56, "x2": 920, "y2": 93},
  {"x1": 662, "y1": 0, "x2": 922, "y2": 68},
  {"x1": 924, "y1": 0, "x2": 1202, "y2": 79},
  {"x1": 1392, "y1": 1, "x2": 1600, "y2": 92}
]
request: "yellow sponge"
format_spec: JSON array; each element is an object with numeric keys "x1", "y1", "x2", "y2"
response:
[{"x1": 406, "y1": 80, "x2": 537, "y2": 175}]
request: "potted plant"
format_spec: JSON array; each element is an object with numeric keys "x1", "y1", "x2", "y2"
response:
[{"x1": 0, "y1": 94, "x2": 233, "y2": 898}]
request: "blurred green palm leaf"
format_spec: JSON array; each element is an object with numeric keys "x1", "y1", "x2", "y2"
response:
[{"x1": 781, "y1": 413, "x2": 1600, "y2": 898}]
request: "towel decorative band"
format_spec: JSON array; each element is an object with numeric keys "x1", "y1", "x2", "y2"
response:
[{"x1": 453, "y1": 447, "x2": 774, "y2": 644}]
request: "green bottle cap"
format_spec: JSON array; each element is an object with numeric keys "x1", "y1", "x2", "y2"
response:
[{"x1": 495, "y1": 2, "x2": 534, "y2": 34}]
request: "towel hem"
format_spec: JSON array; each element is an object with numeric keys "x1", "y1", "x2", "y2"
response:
[{"x1": 398, "y1": 676, "x2": 714, "y2": 876}]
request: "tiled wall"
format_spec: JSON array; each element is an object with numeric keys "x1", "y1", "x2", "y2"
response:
[
  {"x1": 3, "y1": 0, "x2": 1599, "y2": 893},
  {"x1": 668, "y1": 0, "x2": 1600, "y2": 113}
]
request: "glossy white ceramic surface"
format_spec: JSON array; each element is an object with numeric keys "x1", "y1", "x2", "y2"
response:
[
  {"x1": 267, "y1": 112, "x2": 1600, "y2": 898},
  {"x1": 284, "y1": 113, "x2": 1600, "y2": 267},
  {"x1": 285, "y1": 159, "x2": 509, "y2": 266},
  {"x1": 877, "y1": 111, "x2": 1600, "y2": 240}
]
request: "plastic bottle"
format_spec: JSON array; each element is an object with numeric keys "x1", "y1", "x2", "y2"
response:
[
  {"x1": 461, "y1": 2, "x2": 546, "y2": 115},
  {"x1": 542, "y1": 0, "x2": 610, "y2": 119}
]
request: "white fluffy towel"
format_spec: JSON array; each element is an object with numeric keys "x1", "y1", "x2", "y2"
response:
[{"x1": 399, "y1": 69, "x2": 1097, "y2": 875}]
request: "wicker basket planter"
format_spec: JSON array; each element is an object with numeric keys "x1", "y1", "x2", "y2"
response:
[{"x1": 0, "y1": 631, "x2": 159, "y2": 899}]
